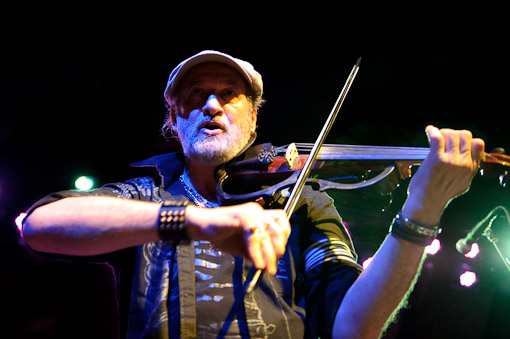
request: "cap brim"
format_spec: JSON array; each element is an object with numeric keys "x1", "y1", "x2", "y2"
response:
[{"x1": 164, "y1": 50, "x2": 262, "y2": 101}]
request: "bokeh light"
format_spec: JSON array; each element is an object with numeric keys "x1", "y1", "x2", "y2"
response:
[
  {"x1": 74, "y1": 176, "x2": 95, "y2": 191},
  {"x1": 15, "y1": 212, "x2": 27, "y2": 232},
  {"x1": 464, "y1": 242, "x2": 480, "y2": 259},
  {"x1": 362, "y1": 257, "x2": 373, "y2": 269},
  {"x1": 425, "y1": 239, "x2": 441, "y2": 255},
  {"x1": 459, "y1": 271, "x2": 477, "y2": 287}
]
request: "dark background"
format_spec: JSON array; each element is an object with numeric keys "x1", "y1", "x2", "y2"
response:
[{"x1": 2, "y1": 49, "x2": 510, "y2": 338}]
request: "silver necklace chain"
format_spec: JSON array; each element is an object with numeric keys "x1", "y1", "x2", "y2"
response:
[{"x1": 179, "y1": 174, "x2": 218, "y2": 208}]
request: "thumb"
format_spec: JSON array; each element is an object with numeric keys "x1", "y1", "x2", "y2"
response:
[
  {"x1": 425, "y1": 125, "x2": 445, "y2": 158},
  {"x1": 471, "y1": 138, "x2": 486, "y2": 165}
]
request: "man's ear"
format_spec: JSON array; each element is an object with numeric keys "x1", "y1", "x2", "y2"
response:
[
  {"x1": 169, "y1": 105, "x2": 178, "y2": 133},
  {"x1": 162, "y1": 102, "x2": 179, "y2": 139},
  {"x1": 250, "y1": 108, "x2": 258, "y2": 134}
]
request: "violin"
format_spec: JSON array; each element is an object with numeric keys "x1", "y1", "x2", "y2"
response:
[
  {"x1": 217, "y1": 142, "x2": 510, "y2": 206},
  {"x1": 224, "y1": 57, "x2": 510, "y2": 293}
]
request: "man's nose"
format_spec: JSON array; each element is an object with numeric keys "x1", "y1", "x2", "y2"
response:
[{"x1": 202, "y1": 94, "x2": 223, "y2": 117}]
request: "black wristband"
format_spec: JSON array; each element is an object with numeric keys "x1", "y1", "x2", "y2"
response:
[
  {"x1": 158, "y1": 200, "x2": 190, "y2": 245},
  {"x1": 390, "y1": 212, "x2": 441, "y2": 247}
]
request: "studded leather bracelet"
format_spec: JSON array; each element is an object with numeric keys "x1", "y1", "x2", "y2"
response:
[
  {"x1": 157, "y1": 199, "x2": 190, "y2": 245},
  {"x1": 390, "y1": 212, "x2": 442, "y2": 247}
]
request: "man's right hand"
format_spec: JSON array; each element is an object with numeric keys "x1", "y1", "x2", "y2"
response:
[{"x1": 185, "y1": 202, "x2": 290, "y2": 275}]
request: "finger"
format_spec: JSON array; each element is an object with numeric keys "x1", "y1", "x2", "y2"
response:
[
  {"x1": 245, "y1": 220, "x2": 278, "y2": 274},
  {"x1": 265, "y1": 212, "x2": 290, "y2": 257},
  {"x1": 244, "y1": 226, "x2": 266, "y2": 271},
  {"x1": 264, "y1": 218, "x2": 286, "y2": 259},
  {"x1": 270, "y1": 210, "x2": 291, "y2": 239},
  {"x1": 259, "y1": 230, "x2": 277, "y2": 274},
  {"x1": 425, "y1": 125, "x2": 445, "y2": 158},
  {"x1": 442, "y1": 128, "x2": 460, "y2": 155},
  {"x1": 458, "y1": 130, "x2": 473, "y2": 155}
]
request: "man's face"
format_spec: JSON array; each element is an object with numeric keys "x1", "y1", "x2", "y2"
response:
[{"x1": 172, "y1": 62, "x2": 257, "y2": 166}]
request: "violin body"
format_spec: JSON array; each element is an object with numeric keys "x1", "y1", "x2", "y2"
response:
[{"x1": 216, "y1": 142, "x2": 510, "y2": 206}]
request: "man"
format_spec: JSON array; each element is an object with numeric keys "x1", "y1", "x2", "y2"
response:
[{"x1": 22, "y1": 51, "x2": 485, "y2": 338}]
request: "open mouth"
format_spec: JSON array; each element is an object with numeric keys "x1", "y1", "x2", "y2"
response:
[{"x1": 199, "y1": 121, "x2": 225, "y2": 135}]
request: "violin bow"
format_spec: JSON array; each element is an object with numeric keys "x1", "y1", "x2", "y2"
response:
[{"x1": 245, "y1": 57, "x2": 362, "y2": 293}]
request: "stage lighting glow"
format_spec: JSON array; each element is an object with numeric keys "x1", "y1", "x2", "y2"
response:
[
  {"x1": 15, "y1": 212, "x2": 27, "y2": 232},
  {"x1": 362, "y1": 257, "x2": 373, "y2": 269},
  {"x1": 459, "y1": 271, "x2": 477, "y2": 287},
  {"x1": 75, "y1": 176, "x2": 95, "y2": 191},
  {"x1": 425, "y1": 239, "x2": 441, "y2": 255},
  {"x1": 464, "y1": 242, "x2": 480, "y2": 259}
]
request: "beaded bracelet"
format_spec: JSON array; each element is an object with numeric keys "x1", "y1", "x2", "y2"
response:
[
  {"x1": 158, "y1": 199, "x2": 190, "y2": 245},
  {"x1": 390, "y1": 212, "x2": 442, "y2": 247}
]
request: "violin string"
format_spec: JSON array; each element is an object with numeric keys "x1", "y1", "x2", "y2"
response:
[{"x1": 291, "y1": 143, "x2": 430, "y2": 160}]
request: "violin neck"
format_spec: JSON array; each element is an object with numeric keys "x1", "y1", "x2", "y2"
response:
[{"x1": 294, "y1": 143, "x2": 430, "y2": 161}]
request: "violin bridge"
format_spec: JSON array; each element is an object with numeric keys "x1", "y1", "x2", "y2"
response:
[{"x1": 285, "y1": 143, "x2": 299, "y2": 169}]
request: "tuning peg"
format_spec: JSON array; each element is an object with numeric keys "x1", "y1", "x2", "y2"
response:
[{"x1": 491, "y1": 147, "x2": 506, "y2": 154}]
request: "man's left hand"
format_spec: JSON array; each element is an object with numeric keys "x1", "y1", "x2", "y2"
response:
[{"x1": 402, "y1": 125, "x2": 485, "y2": 227}]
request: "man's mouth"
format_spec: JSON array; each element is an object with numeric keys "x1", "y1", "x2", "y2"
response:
[{"x1": 199, "y1": 121, "x2": 225, "y2": 136}]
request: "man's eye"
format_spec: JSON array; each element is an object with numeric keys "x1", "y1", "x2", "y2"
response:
[
  {"x1": 224, "y1": 89, "x2": 235, "y2": 96},
  {"x1": 191, "y1": 88, "x2": 203, "y2": 95}
]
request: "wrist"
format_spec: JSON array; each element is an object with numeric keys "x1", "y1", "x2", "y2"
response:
[
  {"x1": 157, "y1": 199, "x2": 190, "y2": 245},
  {"x1": 390, "y1": 211, "x2": 442, "y2": 247},
  {"x1": 182, "y1": 205, "x2": 203, "y2": 240},
  {"x1": 401, "y1": 196, "x2": 448, "y2": 228}
]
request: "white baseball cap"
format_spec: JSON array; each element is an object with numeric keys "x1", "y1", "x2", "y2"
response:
[{"x1": 164, "y1": 50, "x2": 263, "y2": 102}]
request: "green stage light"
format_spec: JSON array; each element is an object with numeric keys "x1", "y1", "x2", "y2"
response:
[{"x1": 75, "y1": 176, "x2": 95, "y2": 191}]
